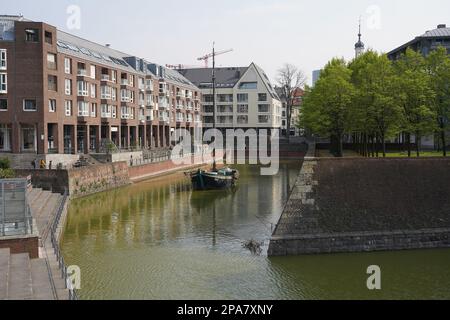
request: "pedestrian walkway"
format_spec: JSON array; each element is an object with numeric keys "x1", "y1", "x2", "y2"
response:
[{"x1": 1, "y1": 188, "x2": 70, "y2": 300}]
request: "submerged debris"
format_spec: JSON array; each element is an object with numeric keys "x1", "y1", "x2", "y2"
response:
[{"x1": 243, "y1": 239, "x2": 264, "y2": 255}]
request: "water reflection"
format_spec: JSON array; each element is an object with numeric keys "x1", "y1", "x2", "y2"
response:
[{"x1": 61, "y1": 161, "x2": 450, "y2": 300}]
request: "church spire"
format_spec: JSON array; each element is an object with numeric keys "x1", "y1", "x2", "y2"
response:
[{"x1": 355, "y1": 17, "x2": 365, "y2": 58}]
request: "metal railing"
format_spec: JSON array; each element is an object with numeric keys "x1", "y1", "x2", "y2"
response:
[{"x1": 49, "y1": 189, "x2": 78, "y2": 300}]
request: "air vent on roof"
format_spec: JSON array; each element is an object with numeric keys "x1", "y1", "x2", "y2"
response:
[
  {"x1": 437, "y1": 24, "x2": 447, "y2": 29},
  {"x1": 105, "y1": 44, "x2": 111, "y2": 48}
]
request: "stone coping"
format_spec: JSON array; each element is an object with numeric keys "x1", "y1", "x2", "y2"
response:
[{"x1": 271, "y1": 227, "x2": 450, "y2": 241}]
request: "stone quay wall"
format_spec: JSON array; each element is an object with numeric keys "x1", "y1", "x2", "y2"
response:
[
  {"x1": 269, "y1": 156, "x2": 450, "y2": 256},
  {"x1": 17, "y1": 153, "x2": 220, "y2": 199}
]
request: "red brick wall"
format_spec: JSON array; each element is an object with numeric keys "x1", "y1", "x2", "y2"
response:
[{"x1": 0, "y1": 236, "x2": 39, "y2": 259}]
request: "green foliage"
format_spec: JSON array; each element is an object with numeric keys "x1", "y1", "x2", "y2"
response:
[
  {"x1": 0, "y1": 157, "x2": 11, "y2": 170},
  {"x1": 300, "y1": 47, "x2": 449, "y2": 157},
  {"x1": 300, "y1": 58, "x2": 354, "y2": 156},
  {"x1": 0, "y1": 168, "x2": 15, "y2": 179},
  {"x1": 394, "y1": 48, "x2": 436, "y2": 137}
]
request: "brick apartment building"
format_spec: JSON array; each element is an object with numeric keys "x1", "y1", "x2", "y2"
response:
[{"x1": 0, "y1": 15, "x2": 202, "y2": 166}]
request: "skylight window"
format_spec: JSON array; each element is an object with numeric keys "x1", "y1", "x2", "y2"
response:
[
  {"x1": 79, "y1": 47, "x2": 92, "y2": 56},
  {"x1": 56, "y1": 41, "x2": 68, "y2": 49}
]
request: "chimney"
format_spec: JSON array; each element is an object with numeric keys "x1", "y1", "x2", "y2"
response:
[
  {"x1": 437, "y1": 24, "x2": 446, "y2": 29},
  {"x1": 105, "y1": 44, "x2": 111, "y2": 48}
]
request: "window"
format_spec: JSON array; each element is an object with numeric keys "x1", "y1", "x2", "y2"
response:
[
  {"x1": 101, "y1": 104, "x2": 111, "y2": 118},
  {"x1": 237, "y1": 115, "x2": 248, "y2": 125},
  {"x1": 258, "y1": 115, "x2": 270, "y2": 123},
  {"x1": 101, "y1": 86, "x2": 111, "y2": 99},
  {"x1": 0, "y1": 73, "x2": 6, "y2": 93},
  {"x1": 77, "y1": 62, "x2": 86, "y2": 76},
  {"x1": 65, "y1": 100, "x2": 73, "y2": 116},
  {"x1": 112, "y1": 106, "x2": 117, "y2": 118},
  {"x1": 258, "y1": 104, "x2": 270, "y2": 113},
  {"x1": 218, "y1": 105, "x2": 233, "y2": 113},
  {"x1": 129, "y1": 75, "x2": 134, "y2": 87},
  {"x1": 90, "y1": 84, "x2": 97, "y2": 98},
  {"x1": 25, "y1": 29, "x2": 39, "y2": 42},
  {"x1": 238, "y1": 82, "x2": 257, "y2": 90},
  {"x1": 111, "y1": 88, "x2": 117, "y2": 101},
  {"x1": 237, "y1": 94, "x2": 248, "y2": 103},
  {"x1": 0, "y1": 99, "x2": 7, "y2": 111},
  {"x1": 203, "y1": 94, "x2": 214, "y2": 103},
  {"x1": 0, "y1": 124, "x2": 12, "y2": 151},
  {"x1": 90, "y1": 65, "x2": 96, "y2": 79},
  {"x1": 111, "y1": 70, "x2": 117, "y2": 83},
  {"x1": 48, "y1": 99, "x2": 56, "y2": 112},
  {"x1": 48, "y1": 75, "x2": 57, "y2": 91},
  {"x1": 21, "y1": 124, "x2": 36, "y2": 151},
  {"x1": 237, "y1": 104, "x2": 248, "y2": 113},
  {"x1": 45, "y1": 31, "x2": 53, "y2": 44},
  {"x1": 64, "y1": 58, "x2": 72, "y2": 74},
  {"x1": 258, "y1": 93, "x2": 267, "y2": 101},
  {"x1": 91, "y1": 103, "x2": 97, "y2": 117},
  {"x1": 203, "y1": 105, "x2": 214, "y2": 113},
  {"x1": 47, "y1": 53, "x2": 57, "y2": 69},
  {"x1": 0, "y1": 49, "x2": 6, "y2": 70},
  {"x1": 77, "y1": 81, "x2": 88, "y2": 96},
  {"x1": 218, "y1": 94, "x2": 233, "y2": 103},
  {"x1": 65, "y1": 79, "x2": 72, "y2": 95},
  {"x1": 77, "y1": 101, "x2": 89, "y2": 117},
  {"x1": 23, "y1": 99, "x2": 37, "y2": 111}
]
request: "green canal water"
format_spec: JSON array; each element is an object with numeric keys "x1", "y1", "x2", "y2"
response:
[{"x1": 61, "y1": 161, "x2": 450, "y2": 300}]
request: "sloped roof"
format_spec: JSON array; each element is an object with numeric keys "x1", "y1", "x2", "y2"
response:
[
  {"x1": 388, "y1": 25, "x2": 450, "y2": 57},
  {"x1": 56, "y1": 30, "x2": 143, "y2": 74},
  {"x1": 421, "y1": 27, "x2": 450, "y2": 38}
]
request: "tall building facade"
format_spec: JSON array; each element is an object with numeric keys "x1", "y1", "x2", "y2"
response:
[
  {"x1": 178, "y1": 63, "x2": 282, "y2": 133},
  {"x1": 0, "y1": 15, "x2": 202, "y2": 162}
]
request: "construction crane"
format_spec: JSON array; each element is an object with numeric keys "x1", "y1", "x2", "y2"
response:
[
  {"x1": 165, "y1": 64, "x2": 202, "y2": 70},
  {"x1": 197, "y1": 47, "x2": 233, "y2": 68}
]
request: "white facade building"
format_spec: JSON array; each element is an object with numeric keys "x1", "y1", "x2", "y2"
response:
[{"x1": 179, "y1": 63, "x2": 282, "y2": 132}]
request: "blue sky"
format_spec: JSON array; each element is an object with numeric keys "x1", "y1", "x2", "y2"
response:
[{"x1": 2, "y1": 0, "x2": 449, "y2": 84}]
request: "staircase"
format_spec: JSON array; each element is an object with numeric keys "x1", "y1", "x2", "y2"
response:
[
  {"x1": 0, "y1": 248, "x2": 55, "y2": 300},
  {"x1": 1, "y1": 184, "x2": 73, "y2": 300}
]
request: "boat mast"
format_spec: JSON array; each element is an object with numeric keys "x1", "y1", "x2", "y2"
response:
[{"x1": 212, "y1": 42, "x2": 217, "y2": 171}]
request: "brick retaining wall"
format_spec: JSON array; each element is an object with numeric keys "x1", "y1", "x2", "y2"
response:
[{"x1": 269, "y1": 156, "x2": 450, "y2": 256}]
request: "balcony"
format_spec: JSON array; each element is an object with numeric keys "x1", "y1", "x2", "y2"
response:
[
  {"x1": 159, "y1": 116, "x2": 170, "y2": 123},
  {"x1": 146, "y1": 100, "x2": 154, "y2": 108},
  {"x1": 159, "y1": 101, "x2": 169, "y2": 109},
  {"x1": 176, "y1": 104, "x2": 184, "y2": 110},
  {"x1": 121, "y1": 79, "x2": 129, "y2": 87},
  {"x1": 77, "y1": 69, "x2": 88, "y2": 77}
]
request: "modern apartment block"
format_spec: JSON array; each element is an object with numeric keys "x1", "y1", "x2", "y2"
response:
[
  {"x1": 178, "y1": 63, "x2": 282, "y2": 133},
  {"x1": 0, "y1": 15, "x2": 201, "y2": 164},
  {"x1": 388, "y1": 24, "x2": 450, "y2": 60}
]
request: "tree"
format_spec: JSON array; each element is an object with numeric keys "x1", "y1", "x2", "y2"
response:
[
  {"x1": 276, "y1": 64, "x2": 306, "y2": 143},
  {"x1": 426, "y1": 46, "x2": 450, "y2": 156},
  {"x1": 349, "y1": 51, "x2": 403, "y2": 157},
  {"x1": 394, "y1": 49, "x2": 436, "y2": 157},
  {"x1": 301, "y1": 58, "x2": 354, "y2": 157}
]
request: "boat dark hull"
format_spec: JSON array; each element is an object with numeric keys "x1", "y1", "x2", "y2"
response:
[{"x1": 191, "y1": 172, "x2": 236, "y2": 191}]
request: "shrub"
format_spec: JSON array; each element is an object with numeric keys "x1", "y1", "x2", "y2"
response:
[
  {"x1": 0, "y1": 157, "x2": 11, "y2": 170},
  {"x1": 0, "y1": 168, "x2": 15, "y2": 179}
]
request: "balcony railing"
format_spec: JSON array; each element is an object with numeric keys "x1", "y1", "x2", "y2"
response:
[
  {"x1": 121, "y1": 79, "x2": 129, "y2": 86},
  {"x1": 77, "y1": 69, "x2": 87, "y2": 76}
]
